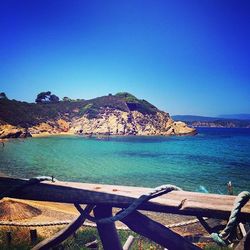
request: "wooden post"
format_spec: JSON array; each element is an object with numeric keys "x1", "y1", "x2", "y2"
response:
[
  {"x1": 30, "y1": 229, "x2": 38, "y2": 244},
  {"x1": 93, "y1": 205, "x2": 122, "y2": 250},
  {"x1": 120, "y1": 210, "x2": 201, "y2": 250},
  {"x1": 235, "y1": 230, "x2": 250, "y2": 250},
  {"x1": 123, "y1": 235, "x2": 135, "y2": 250},
  {"x1": 197, "y1": 217, "x2": 213, "y2": 234},
  {"x1": 239, "y1": 223, "x2": 247, "y2": 237},
  {"x1": 6, "y1": 231, "x2": 12, "y2": 245},
  {"x1": 197, "y1": 217, "x2": 225, "y2": 234}
]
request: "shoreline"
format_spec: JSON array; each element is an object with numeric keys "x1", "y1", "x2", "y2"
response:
[
  {"x1": 2, "y1": 127, "x2": 249, "y2": 140},
  {"x1": 2, "y1": 126, "x2": 249, "y2": 140},
  {"x1": 31, "y1": 132, "x2": 75, "y2": 138},
  {"x1": 25, "y1": 131, "x2": 198, "y2": 138}
]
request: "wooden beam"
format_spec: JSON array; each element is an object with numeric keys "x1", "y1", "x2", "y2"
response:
[
  {"x1": 32, "y1": 204, "x2": 94, "y2": 250},
  {"x1": 94, "y1": 205, "x2": 123, "y2": 250},
  {"x1": 120, "y1": 210, "x2": 201, "y2": 250},
  {"x1": 0, "y1": 177, "x2": 250, "y2": 221},
  {"x1": 235, "y1": 230, "x2": 250, "y2": 250},
  {"x1": 197, "y1": 217, "x2": 214, "y2": 234}
]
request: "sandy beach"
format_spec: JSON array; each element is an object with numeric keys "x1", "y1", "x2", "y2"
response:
[
  {"x1": 30, "y1": 131, "x2": 76, "y2": 137},
  {"x1": 0, "y1": 197, "x2": 212, "y2": 240}
]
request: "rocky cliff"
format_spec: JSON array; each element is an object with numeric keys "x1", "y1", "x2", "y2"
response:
[{"x1": 0, "y1": 92, "x2": 196, "y2": 138}]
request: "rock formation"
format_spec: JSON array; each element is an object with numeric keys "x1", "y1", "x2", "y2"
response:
[
  {"x1": 69, "y1": 108, "x2": 196, "y2": 136},
  {"x1": 0, "y1": 92, "x2": 196, "y2": 138},
  {"x1": 0, "y1": 124, "x2": 31, "y2": 139}
]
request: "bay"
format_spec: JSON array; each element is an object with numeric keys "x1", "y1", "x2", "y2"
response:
[{"x1": 0, "y1": 128, "x2": 250, "y2": 194}]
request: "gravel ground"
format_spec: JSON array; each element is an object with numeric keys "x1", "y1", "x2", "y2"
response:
[{"x1": 0, "y1": 198, "x2": 226, "y2": 243}]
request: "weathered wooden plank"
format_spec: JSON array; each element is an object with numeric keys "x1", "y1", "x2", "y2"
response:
[
  {"x1": 0, "y1": 177, "x2": 250, "y2": 221},
  {"x1": 120, "y1": 210, "x2": 201, "y2": 250}
]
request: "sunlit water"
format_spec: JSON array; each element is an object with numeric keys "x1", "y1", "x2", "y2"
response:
[{"x1": 0, "y1": 128, "x2": 250, "y2": 194}]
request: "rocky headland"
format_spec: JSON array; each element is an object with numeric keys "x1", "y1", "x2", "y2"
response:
[{"x1": 0, "y1": 92, "x2": 196, "y2": 138}]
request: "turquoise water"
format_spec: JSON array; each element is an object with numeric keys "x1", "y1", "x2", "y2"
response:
[{"x1": 0, "y1": 128, "x2": 250, "y2": 194}]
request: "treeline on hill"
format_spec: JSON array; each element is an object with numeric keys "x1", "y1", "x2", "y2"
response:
[
  {"x1": 189, "y1": 120, "x2": 250, "y2": 128},
  {"x1": 172, "y1": 115, "x2": 250, "y2": 128},
  {"x1": 0, "y1": 92, "x2": 159, "y2": 127}
]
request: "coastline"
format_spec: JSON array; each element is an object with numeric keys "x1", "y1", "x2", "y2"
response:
[
  {"x1": 26, "y1": 129, "x2": 198, "y2": 138},
  {"x1": 31, "y1": 132, "x2": 76, "y2": 138},
  {"x1": 193, "y1": 126, "x2": 250, "y2": 129},
  {"x1": 3, "y1": 127, "x2": 250, "y2": 139}
]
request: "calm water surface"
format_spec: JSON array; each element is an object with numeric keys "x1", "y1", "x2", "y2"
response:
[{"x1": 0, "y1": 128, "x2": 250, "y2": 194}]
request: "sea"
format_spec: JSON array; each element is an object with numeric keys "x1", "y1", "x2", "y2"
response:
[{"x1": 0, "y1": 128, "x2": 250, "y2": 195}]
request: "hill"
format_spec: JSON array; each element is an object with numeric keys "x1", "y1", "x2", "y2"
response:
[
  {"x1": 172, "y1": 115, "x2": 250, "y2": 128},
  {"x1": 172, "y1": 115, "x2": 219, "y2": 122},
  {"x1": 0, "y1": 92, "x2": 196, "y2": 138},
  {"x1": 0, "y1": 93, "x2": 159, "y2": 127},
  {"x1": 218, "y1": 114, "x2": 250, "y2": 120}
]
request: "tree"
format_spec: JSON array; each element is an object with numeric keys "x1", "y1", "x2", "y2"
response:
[
  {"x1": 35, "y1": 91, "x2": 51, "y2": 103},
  {"x1": 35, "y1": 91, "x2": 59, "y2": 103},
  {"x1": 50, "y1": 94, "x2": 59, "y2": 103},
  {"x1": 0, "y1": 92, "x2": 8, "y2": 99},
  {"x1": 63, "y1": 97, "x2": 71, "y2": 102}
]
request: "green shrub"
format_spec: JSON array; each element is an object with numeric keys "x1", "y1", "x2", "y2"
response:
[{"x1": 0, "y1": 93, "x2": 160, "y2": 126}]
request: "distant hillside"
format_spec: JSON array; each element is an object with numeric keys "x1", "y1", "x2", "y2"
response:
[
  {"x1": 0, "y1": 92, "x2": 196, "y2": 138},
  {"x1": 218, "y1": 114, "x2": 250, "y2": 120},
  {"x1": 172, "y1": 115, "x2": 219, "y2": 122},
  {"x1": 172, "y1": 115, "x2": 250, "y2": 128}
]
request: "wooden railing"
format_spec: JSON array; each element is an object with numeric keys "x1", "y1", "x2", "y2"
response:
[{"x1": 0, "y1": 177, "x2": 250, "y2": 249}]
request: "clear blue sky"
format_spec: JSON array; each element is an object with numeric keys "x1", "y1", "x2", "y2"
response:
[{"x1": 0, "y1": 0, "x2": 249, "y2": 116}]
